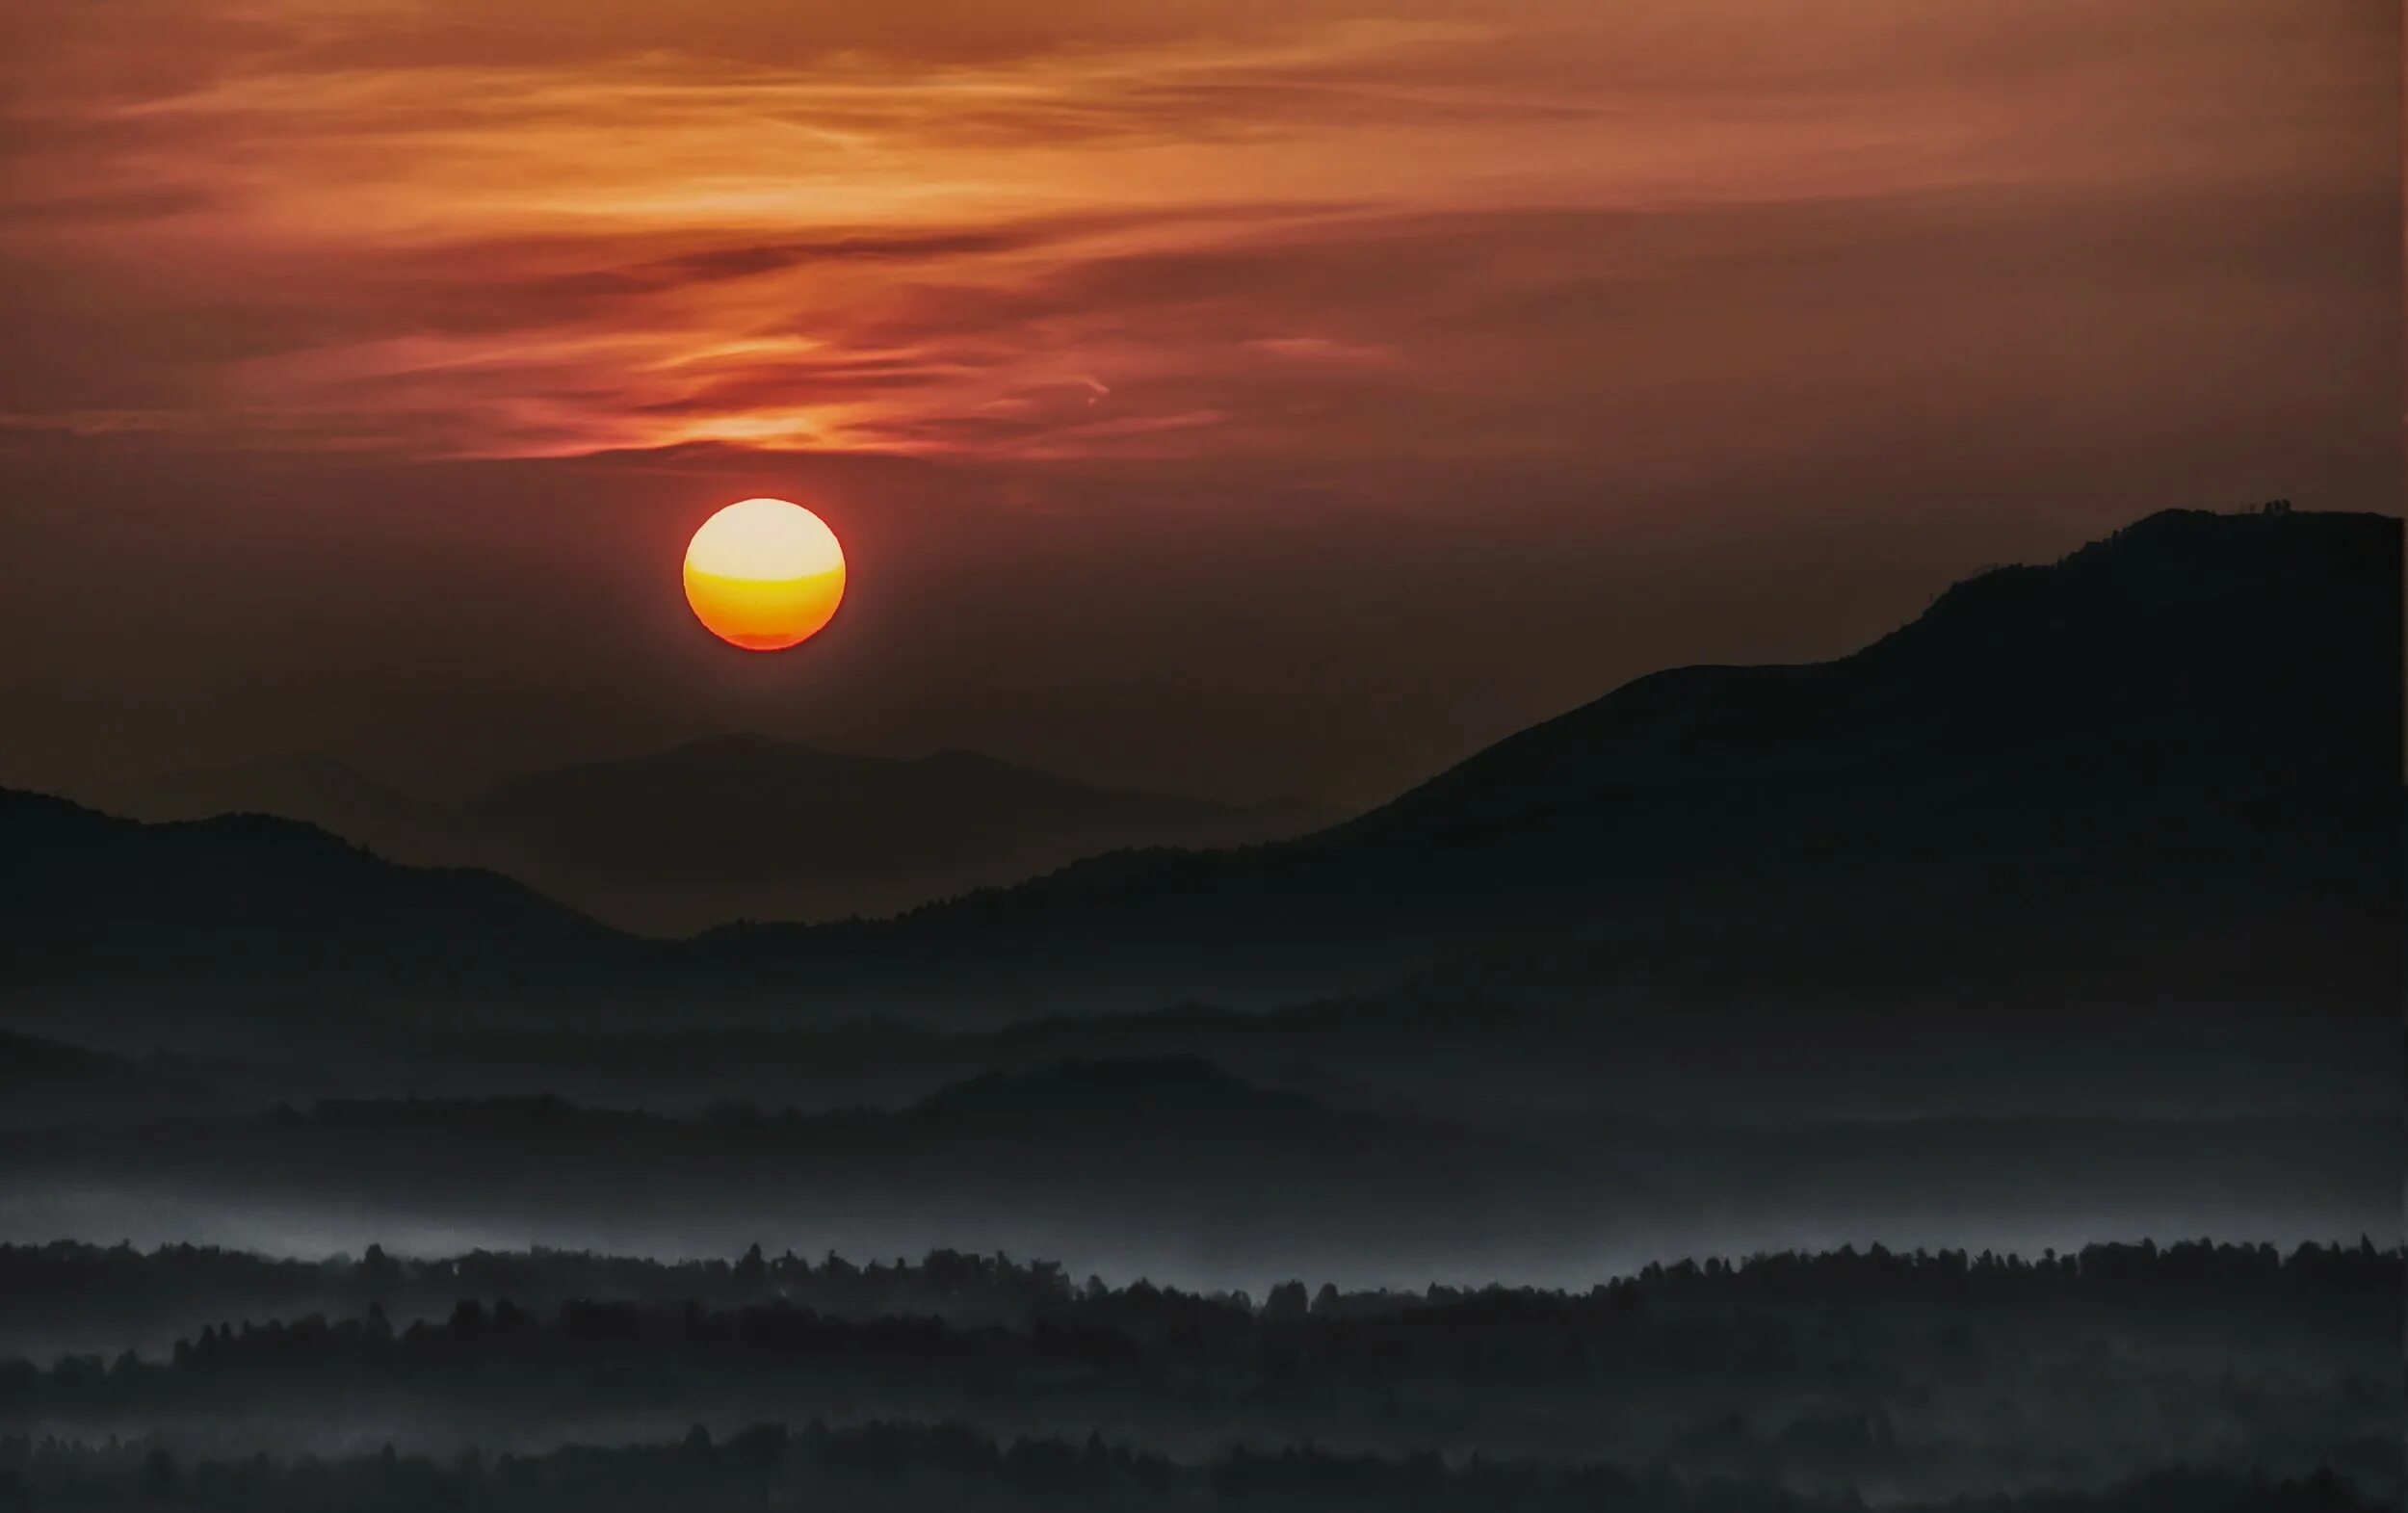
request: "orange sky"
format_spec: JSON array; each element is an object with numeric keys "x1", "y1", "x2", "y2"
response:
[{"x1": 0, "y1": 0, "x2": 2396, "y2": 804}]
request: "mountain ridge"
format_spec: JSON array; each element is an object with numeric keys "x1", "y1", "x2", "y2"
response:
[
  {"x1": 708, "y1": 506, "x2": 2397, "y2": 949},
  {"x1": 82, "y1": 733, "x2": 1343, "y2": 935},
  {"x1": 5, "y1": 506, "x2": 2395, "y2": 1016}
]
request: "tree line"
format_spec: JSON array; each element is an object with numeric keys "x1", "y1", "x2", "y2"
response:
[
  {"x1": 1, "y1": 1422, "x2": 2387, "y2": 1513},
  {"x1": 4, "y1": 1239, "x2": 2395, "y2": 1500},
  {"x1": 6, "y1": 1236, "x2": 2392, "y2": 1347}
]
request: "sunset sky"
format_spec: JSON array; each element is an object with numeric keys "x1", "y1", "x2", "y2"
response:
[{"x1": 1, "y1": 0, "x2": 2395, "y2": 807}]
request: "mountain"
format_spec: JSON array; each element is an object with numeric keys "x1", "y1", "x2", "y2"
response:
[
  {"x1": 0, "y1": 790, "x2": 639, "y2": 990},
  {"x1": 96, "y1": 753, "x2": 426, "y2": 854},
  {"x1": 0, "y1": 1059, "x2": 1604, "y2": 1275},
  {"x1": 709, "y1": 507, "x2": 2400, "y2": 1011},
  {"x1": 903, "y1": 1053, "x2": 1364, "y2": 1135},
  {"x1": 456, "y1": 735, "x2": 1342, "y2": 933},
  {"x1": 0, "y1": 1030, "x2": 141, "y2": 1092},
  {"x1": 0, "y1": 1030, "x2": 236, "y2": 1126},
  {"x1": 3, "y1": 1062, "x2": 2389, "y2": 1288},
  {"x1": 94, "y1": 737, "x2": 1341, "y2": 935},
  {"x1": 4, "y1": 506, "x2": 2395, "y2": 1023}
]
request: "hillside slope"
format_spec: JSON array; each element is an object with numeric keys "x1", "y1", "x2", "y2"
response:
[
  {"x1": 460, "y1": 735, "x2": 1337, "y2": 932},
  {"x1": 0, "y1": 791, "x2": 638, "y2": 987},
  {"x1": 6, "y1": 507, "x2": 2394, "y2": 1019},
  {"x1": 92, "y1": 737, "x2": 1340, "y2": 934},
  {"x1": 710, "y1": 508, "x2": 2399, "y2": 1010}
]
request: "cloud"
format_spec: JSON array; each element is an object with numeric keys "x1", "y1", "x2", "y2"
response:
[{"x1": 0, "y1": 0, "x2": 2390, "y2": 468}]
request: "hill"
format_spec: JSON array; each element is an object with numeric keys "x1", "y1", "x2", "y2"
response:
[
  {"x1": 0, "y1": 1063, "x2": 2388, "y2": 1292},
  {"x1": 92, "y1": 736, "x2": 1340, "y2": 934},
  {"x1": 458, "y1": 735, "x2": 1338, "y2": 933},
  {"x1": 4, "y1": 506, "x2": 2395, "y2": 1020},
  {"x1": 92, "y1": 752, "x2": 424, "y2": 853},
  {"x1": 0, "y1": 790, "x2": 640, "y2": 989},
  {"x1": 706, "y1": 507, "x2": 2400, "y2": 1012}
]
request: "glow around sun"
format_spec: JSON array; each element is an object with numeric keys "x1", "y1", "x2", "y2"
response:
[{"x1": 683, "y1": 497, "x2": 848, "y2": 651}]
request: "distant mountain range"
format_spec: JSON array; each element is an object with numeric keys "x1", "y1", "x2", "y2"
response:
[
  {"x1": 4, "y1": 507, "x2": 2397, "y2": 1022},
  {"x1": 81, "y1": 735, "x2": 1343, "y2": 934},
  {"x1": 3, "y1": 1052, "x2": 2389, "y2": 1282}
]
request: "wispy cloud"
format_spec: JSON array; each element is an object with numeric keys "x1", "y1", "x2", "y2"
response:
[{"x1": 0, "y1": 0, "x2": 2388, "y2": 462}]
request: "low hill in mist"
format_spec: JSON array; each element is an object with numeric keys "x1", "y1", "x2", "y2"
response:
[
  {"x1": 87, "y1": 736, "x2": 1339, "y2": 934},
  {"x1": 0, "y1": 1055, "x2": 2390, "y2": 1289}
]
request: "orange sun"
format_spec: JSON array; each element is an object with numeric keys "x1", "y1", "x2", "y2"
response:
[{"x1": 683, "y1": 498, "x2": 848, "y2": 651}]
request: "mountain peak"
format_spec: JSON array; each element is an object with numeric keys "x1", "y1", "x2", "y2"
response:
[{"x1": 1904, "y1": 504, "x2": 2394, "y2": 634}]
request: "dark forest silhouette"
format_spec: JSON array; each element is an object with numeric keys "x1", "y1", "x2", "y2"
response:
[
  {"x1": 8, "y1": 1236, "x2": 2395, "y2": 1343},
  {"x1": 5, "y1": 1240, "x2": 2395, "y2": 1505},
  {"x1": 4, "y1": 1431, "x2": 2384, "y2": 1513}
]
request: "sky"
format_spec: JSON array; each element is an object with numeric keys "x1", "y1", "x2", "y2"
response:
[{"x1": 0, "y1": 0, "x2": 2396, "y2": 808}]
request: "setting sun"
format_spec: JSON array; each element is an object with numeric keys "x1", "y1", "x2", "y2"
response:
[{"x1": 683, "y1": 498, "x2": 847, "y2": 651}]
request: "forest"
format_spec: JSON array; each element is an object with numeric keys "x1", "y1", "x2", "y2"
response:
[
  {"x1": 1, "y1": 1239, "x2": 2395, "y2": 1508},
  {"x1": 2, "y1": 1430, "x2": 2383, "y2": 1512}
]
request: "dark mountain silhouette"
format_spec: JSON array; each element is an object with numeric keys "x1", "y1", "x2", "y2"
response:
[
  {"x1": 706, "y1": 507, "x2": 2399, "y2": 1013},
  {"x1": 903, "y1": 1052, "x2": 1364, "y2": 1136},
  {"x1": 0, "y1": 790, "x2": 638, "y2": 988},
  {"x1": 90, "y1": 735, "x2": 1341, "y2": 934},
  {"x1": 0, "y1": 1030, "x2": 236, "y2": 1127},
  {"x1": 0, "y1": 1057, "x2": 1637, "y2": 1276},
  {"x1": 95, "y1": 753, "x2": 425, "y2": 852},
  {"x1": 0, "y1": 1028, "x2": 134, "y2": 1085},
  {"x1": 3, "y1": 506, "x2": 2395, "y2": 1019},
  {"x1": 245, "y1": 1055, "x2": 1470, "y2": 1167},
  {"x1": 2, "y1": 1060, "x2": 2389, "y2": 1310},
  {"x1": 457, "y1": 735, "x2": 1340, "y2": 933}
]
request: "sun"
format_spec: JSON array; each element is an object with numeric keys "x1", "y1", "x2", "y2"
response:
[{"x1": 683, "y1": 498, "x2": 848, "y2": 651}]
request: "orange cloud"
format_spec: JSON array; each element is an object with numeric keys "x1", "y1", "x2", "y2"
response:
[{"x1": 0, "y1": 0, "x2": 2390, "y2": 466}]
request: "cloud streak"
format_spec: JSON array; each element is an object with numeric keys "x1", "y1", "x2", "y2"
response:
[{"x1": 0, "y1": 0, "x2": 2387, "y2": 464}]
